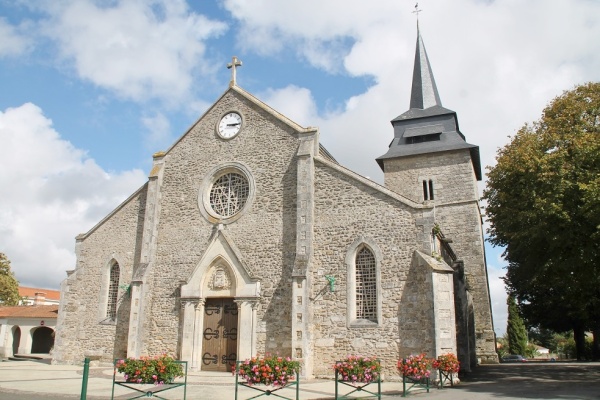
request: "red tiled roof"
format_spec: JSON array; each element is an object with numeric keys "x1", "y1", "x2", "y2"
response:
[
  {"x1": 0, "y1": 305, "x2": 59, "y2": 318},
  {"x1": 18, "y1": 286, "x2": 60, "y2": 300}
]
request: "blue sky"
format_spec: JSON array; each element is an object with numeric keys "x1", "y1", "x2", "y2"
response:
[{"x1": 1, "y1": 0, "x2": 599, "y2": 336}]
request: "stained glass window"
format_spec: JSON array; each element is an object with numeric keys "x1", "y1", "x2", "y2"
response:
[
  {"x1": 356, "y1": 247, "x2": 377, "y2": 322},
  {"x1": 209, "y1": 172, "x2": 250, "y2": 217},
  {"x1": 107, "y1": 263, "x2": 120, "y2": 320}
]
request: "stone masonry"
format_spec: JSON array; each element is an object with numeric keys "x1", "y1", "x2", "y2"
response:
[{"x1": 54, "y1": 38, "x2": 497, "y2": 377}]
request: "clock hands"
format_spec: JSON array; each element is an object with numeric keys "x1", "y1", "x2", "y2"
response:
[{"x1": 227, "y1": 122, "x2": 241, "y2": 127}]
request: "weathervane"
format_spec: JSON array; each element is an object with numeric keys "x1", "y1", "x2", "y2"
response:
[
  {"x1": 412, "y1": 2, "x2": 422, "y2": 26},
  {"x1": 227, "y1": 56, "x2": 242, "y2": 87}
]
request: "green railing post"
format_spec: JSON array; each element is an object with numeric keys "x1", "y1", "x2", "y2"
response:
[
  {"x1": 335, "y1": 369, "x2": 338, "y2": 399},
  {"x1": 80, "y1": 357, "x2": 90, "y2": 400}
]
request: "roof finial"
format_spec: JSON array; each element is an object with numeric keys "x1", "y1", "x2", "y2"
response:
[
  {"x1": 227, "y1": 56, "x2": 242, "y2": 87},
  {"x1": 412, "y1": 2, "x2": 422, "y2": 27}
]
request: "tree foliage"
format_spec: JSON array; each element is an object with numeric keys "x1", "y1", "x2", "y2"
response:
[
  {"x1": 0, "y1": 252, "x2": 20, "y2": 306},
  {"x1": 483, "y1": 82, "x2": 600, "y2": 360},
  {"x1": 506, "y1": 295, "x2": 528, "y2": 356}
]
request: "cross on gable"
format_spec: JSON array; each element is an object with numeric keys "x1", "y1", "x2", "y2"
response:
[{"x1": 227, "y1": 56, "x2": 243, "y2": 87}]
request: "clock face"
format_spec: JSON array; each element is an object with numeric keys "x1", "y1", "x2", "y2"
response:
[{"x1": 218, "y1": 112, "x2": 242, "y2": 139}]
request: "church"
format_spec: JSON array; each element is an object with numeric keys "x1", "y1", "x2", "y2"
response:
[{"x1": 53, "y1": 28, "x2": 498, "y2": 378}]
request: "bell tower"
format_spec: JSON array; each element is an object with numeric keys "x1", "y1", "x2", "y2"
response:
[{"x1": 377, "y1": 27, "x2": 498, "y2": 365}]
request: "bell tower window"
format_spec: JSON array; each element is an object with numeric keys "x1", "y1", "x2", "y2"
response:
[{"x1": 423, "y1": 179, "x2": 434, "y2": 200}]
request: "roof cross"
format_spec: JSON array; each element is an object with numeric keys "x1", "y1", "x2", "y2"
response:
[{"x1": 227, "y1": 56, "x2": 242, "y2": 87}]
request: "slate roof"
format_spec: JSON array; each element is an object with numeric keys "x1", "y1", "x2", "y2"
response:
[
  {"x1": 392, "y1": 105, "x2": 455, "y2": 121},
  {"x1": 409, "y1": 27, "x2": 442, "y2": 110},
  {"x1": 376, "y1": 27, "x2": 482, "y2": 180},
  {"x1": 0, "y1": 305, "x2": 59, "y2": 318}
]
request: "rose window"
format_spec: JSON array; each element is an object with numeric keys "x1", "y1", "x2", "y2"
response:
[{"x1": 209, "y1": 172, "x2": 250, "y2": 217}]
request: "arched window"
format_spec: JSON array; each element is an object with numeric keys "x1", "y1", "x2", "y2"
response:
[
  {"x1": 346, "y1": 237, "x2": 382, "y2": 327},
  {"x1": 356, "y1": 247, "x2": 377, "y2": 322},
  {"x1": 106, "y1": 263, "x2": 120, "y2": 320}
]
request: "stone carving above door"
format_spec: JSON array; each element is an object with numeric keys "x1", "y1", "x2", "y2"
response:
[{"x1": 208, "y1": 266, "x2": 231, "y2": 291}]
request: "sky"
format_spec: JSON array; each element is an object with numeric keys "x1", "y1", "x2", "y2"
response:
[{"x1": 0, "y1": 0, "x2": 598, "y2": 337}]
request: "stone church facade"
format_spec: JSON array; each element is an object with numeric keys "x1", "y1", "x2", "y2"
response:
[{"x1": 53, "y1": 30, "x2": 498, "y2": 378}]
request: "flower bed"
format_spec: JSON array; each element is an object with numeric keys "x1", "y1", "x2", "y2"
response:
[
  {"x1": 433, "y1": 353, "x2": 460, "y2": 388},
  {"x1": 333, "y1": 356, "x2": 381, "y2": 384},
  {"x1": 333, "y1": 356, "x2": 382, "y2": 399},
  {"x1": 398, "y1": 353, "x2": 433, "y2": 396},
  {"x1": 235, "y1": 355, "x2": 301, "y2": 387},
  {"x1": 433, "y1": 353, "x2": 460, "y2": 374},
  {"x1": 397, "y1": 353, "x2": 432, "y2": 380},
  {"x1": 115, "y1": 354, "x2": 184, "y2": 384}
]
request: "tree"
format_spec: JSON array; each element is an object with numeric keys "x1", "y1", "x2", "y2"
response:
[
  {"x1": 483, "y1": 82, "x2": 600, "y2": 360},
  {"x1": 0, "y1": 252, "x2": 20, "y2": 305},
  {"x1": 506, "y1": 295, "x2": 528, "y2": 356}
]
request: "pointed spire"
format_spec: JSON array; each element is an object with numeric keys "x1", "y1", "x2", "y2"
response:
[{"x1": 409, "y1": 27, "x2": 442, "y2": 110}]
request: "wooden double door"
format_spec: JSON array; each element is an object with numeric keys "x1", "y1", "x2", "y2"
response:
[{"x1": 201, "y1": 298, "x2": 238, "y2": 372}]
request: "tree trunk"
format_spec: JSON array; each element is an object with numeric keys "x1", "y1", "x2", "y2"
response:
[
  {"x1": 592, "y1": 327, "x2": 600, "y2": 361},
  {"x1": 573, "y1": 324, "x2": 586, "y2": 361}
]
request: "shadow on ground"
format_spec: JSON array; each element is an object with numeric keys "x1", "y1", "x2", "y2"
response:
[{"x1": 452, "y1": 362, "x2": 600, "y2": 399}]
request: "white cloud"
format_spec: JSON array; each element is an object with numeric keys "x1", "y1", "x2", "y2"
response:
[
  {"x1": 225, "y1": 0, "x2": 400, "y2": 74},
  {"x1": 37, "y1": 0, "x2": 227, "y2": 103},
  {"x1": 0, "y1": 103, "x2": 147, "y2": 289},
  {"x1": 259, "y1": 85, "x2": 319, "y2": 128},
  {"x1": 224, "y1": 0, "x2": 600, "y2": 182},
  {"x1": 142, "y1": 111, "x2": 172, "y2": 151},
  {"x1": 0, "y1": 17, "x2": 32, "y2": 57}
]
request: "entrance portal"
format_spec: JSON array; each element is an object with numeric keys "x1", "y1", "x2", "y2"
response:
[{"x1": 201, "y1": 298, "x2": 238, "y2": 372}]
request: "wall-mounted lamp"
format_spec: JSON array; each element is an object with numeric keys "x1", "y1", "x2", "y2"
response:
[{"x1": 325, "y1": 275, "x2": 335, "y2": 292}]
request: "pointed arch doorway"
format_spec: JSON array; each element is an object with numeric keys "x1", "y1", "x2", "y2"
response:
[
  {"x1": 179, "y1": 228, "x2": 260, "y2": 372},
  {"x1": 201, "y1": 298, "x2": 238, "y2": 372}
]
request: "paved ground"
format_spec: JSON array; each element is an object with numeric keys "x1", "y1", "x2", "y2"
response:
[{"x1": 1, "y1": 358, "x2": 600, "y2": 399}]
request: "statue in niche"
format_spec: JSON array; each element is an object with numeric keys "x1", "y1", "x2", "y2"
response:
[{"x1": 209, "y1": 266, "x2": 231, "y2": 290}]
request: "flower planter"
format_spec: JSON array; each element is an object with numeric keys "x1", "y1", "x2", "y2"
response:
[
  {"x1": 432, "y1": 353, "x2": 460, "y2": 389},
  {"x1": 333, "y1": 356, "x2": 381, "y2": 399},
  {"x1": 234, "y1": 356, "x2": 301, "y2": 400},
  {"x1": 437, "y1": 369, "x2": 455, "y2": 388},
  {"x1": 397, "y1": 354, "x2": 433, "y2": 397},
  {"x1": 111, "y1": 356, "x2": 187, "y2": 399},
  {"x1": 401, "y1": 375, "x2": 430, "y2": 397}
]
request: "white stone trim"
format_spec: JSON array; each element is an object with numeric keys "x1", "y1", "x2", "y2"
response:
[
  {"x1": 179, "y1": 228, "x2": 260, "y2": 371},
  {"x1": 198, "y1": 162, "x2": 256, "y2": 225},
  {"x1": 97, "y1": 256, "x2": 123, "y2": 324},
  {"x1": 345, "y1": 236, "x2": 383, "y2": 328}
]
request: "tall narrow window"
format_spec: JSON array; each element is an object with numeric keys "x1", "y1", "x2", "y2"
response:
[
  {"x1": 429, "y1": 179, "x2": 435, "y2": 200},
  {"x1": 355, "y1": 247, "x2": 377, "y2": 322},
  {"x1": 107, "y1": 263, "x2": 120, "y2": 320},
  {"x1": 423, "y1": 179, "x2": 435, "y2": 200}
]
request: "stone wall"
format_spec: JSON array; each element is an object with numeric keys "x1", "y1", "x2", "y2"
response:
[
  {"x1": 382, "y1": 150, "x2": 498, "y2": 363},
  {"x1": 53, "y1": 186, "x2": 147, "y2": 364},
  {"x1": 310, "y1": 161, "x2": 434, "y2": 379},
  {"x1": 133, "y1": 89, "x2": 305, "y2": 358},
  {"x1": 53, "y1": 85, "x2": 496, "y2": 372}
]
